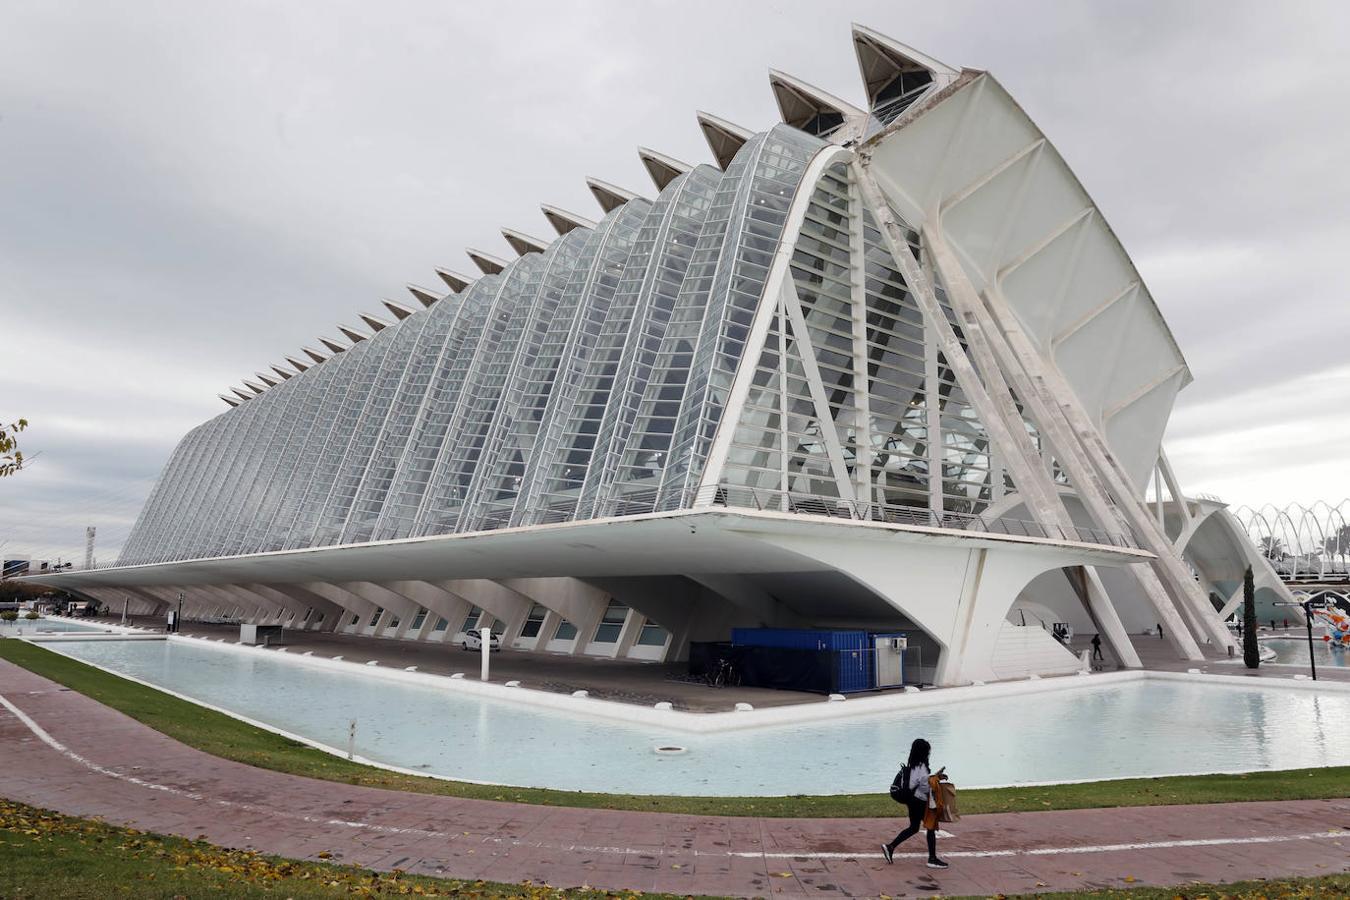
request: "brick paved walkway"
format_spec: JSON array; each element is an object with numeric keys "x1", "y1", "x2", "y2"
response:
[{"x1": 1, "y1": 659, "x2": 1347, "y2": 897}]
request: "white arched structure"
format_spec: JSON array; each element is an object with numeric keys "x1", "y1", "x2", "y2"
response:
[{"x1": 34, "y1": 24, "x2": 1267, "y2": 685}]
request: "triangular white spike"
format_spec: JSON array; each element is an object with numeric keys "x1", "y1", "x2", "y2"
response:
[
  {"x1": 231, "y1": 387, "x2": 254, "y2": 401},
  {"x1": 255, "y1": 372, "x2": 279, "y2": 387},
  {"x1": 383, "y1": 299, "x2": 416, "y2": 320},
  {"x1": 696, "y1": 111, "x2": 753, "y2": 169},
  {"x1": 242, "y1": 379, "x2": 267, "y2": 394},
  {"x1": 466, "y1": 248, "x2": 509, "y2": 275},
  {"x1": 501, "y1": 228, "x2": 550, "y2": 256},
  {"x1": 270, "y1": 364, "x2": 294, "y2": 380},
  {"x1": 286, "y1": 355, "x2": 313, "y2": 371},
  {"x1": 637, "y1": 147, "x2": 693, "y2": 190},
  {"x1": 768, "y1": 69, "x2": 866, "y2": 137},
  {"x1": 301, "y1": 347, "x2": 328, "y2": 364},
  {"x1": 540, "y1": 204, "x2": 596, "y2": 235},
  {"x1": 318, "y1": 337, "x2": 347, "y2": 354},
  {"x1": 337, "y1": 324, "x2": 366, "y2": 343},
  {"x1": 433, "y1": 270, "x2": 474, "y2": 293},
  {"x1": 220, "y1": 394, "x2": 241, "y2": 407},
  {"x1": 851, "y1": 24, "x2": 957, "y2": 106},
  {"x1": 359, "y1": 313, "x2": 391, "y2": 333},
  {"x1": 409, "y1": 283, "x2": 446, "y2": 306},
  {"x1": 585, "y1": 177, "x2": 641, "y2": 213}
]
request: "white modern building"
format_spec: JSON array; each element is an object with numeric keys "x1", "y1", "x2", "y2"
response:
[{"x1": 36, "y1": 25, "x2": 1288, "y2": 685}]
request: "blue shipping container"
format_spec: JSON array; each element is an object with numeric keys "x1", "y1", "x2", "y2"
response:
[
  {"x1": 731, "y1": 627, "x2": 870, "y2": 652},
  {"x1": 732, "y1": 628, "x2": 874, "y2": 692}
]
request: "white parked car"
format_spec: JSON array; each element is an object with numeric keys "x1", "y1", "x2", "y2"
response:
[{"x1": 459, "y1": 631, "x2": 501, "y2": 652}]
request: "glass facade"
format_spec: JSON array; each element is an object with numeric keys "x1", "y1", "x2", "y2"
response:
[{"x1": 118, "y1": 105, "x2": 1022, "y2": 565}]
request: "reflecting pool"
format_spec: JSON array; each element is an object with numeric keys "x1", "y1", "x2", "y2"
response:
[
  {"x1": 0, "y1": 617, "x2": 109, "y2": 635},
  {"x1": 1262, "y1": 638, "x2": 1350, "y2": 669},
  {"x1": 47, "y1": 638, "x2": 1350, "y2": 796}
]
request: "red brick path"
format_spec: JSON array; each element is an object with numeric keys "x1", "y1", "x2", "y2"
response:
[{"x1": 1, "y1": 659, "x2": 1346, "y2": 897}]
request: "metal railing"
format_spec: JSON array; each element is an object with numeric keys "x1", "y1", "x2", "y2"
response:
[
  {"x1": 589, "y1": 484, "x2": 1136, "y2": 549},
  {"x1": 60, "y1": 483, "x2": 1136, "y2": 573}
]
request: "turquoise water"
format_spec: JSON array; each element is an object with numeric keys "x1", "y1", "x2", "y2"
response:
[
  {"x1": 1263, "y1": 638, "x2": 1350, "y2": 669},
  {"x1": 47, "y1": 638, "x2": 1350, "y2": 796}
]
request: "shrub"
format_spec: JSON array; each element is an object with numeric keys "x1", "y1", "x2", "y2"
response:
[
  {"x1": 0, "y1": 611, "x2": 18, "y2": 622},
  {"x1": 23, "y1": 611, "x2": 40, "y2": 620}
]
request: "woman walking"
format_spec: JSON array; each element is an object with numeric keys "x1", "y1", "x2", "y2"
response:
[{"x1": 882, "y1": 738, "x2": 949, "y2": 869}]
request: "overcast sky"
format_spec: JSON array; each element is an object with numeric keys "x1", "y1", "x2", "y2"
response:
[{"x1": 2, "y1": 0, "x2": 1348, "y2": 562}]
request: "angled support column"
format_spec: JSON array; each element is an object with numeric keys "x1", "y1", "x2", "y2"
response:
[
  {"x1": 196, "y1": 584, "x2": 283, "y2": 624},
  {"x1": 337, "y1": 582, "x2": 420, "y2": 626},
  {"x1": 196, "y1": 584, "x2": 280, "y2": 623},
  {"x1": 498, "y1": 577, "x2": 609, "y2": 655},
  {"x1": 216, "y1": 583, "x2": 308, "y2": 624},
  {"x1": 586, "y1": 575, "x2": 798, "y2": 662},
  {"x1": 853, "y1": 161, "x2": 1145, "y2": 667},
  {"x1": 300, "y1": 582, "x2": 379, "y2": 631},
  {"x1": 439, "y1": 579, "x2": 531, "y2": 641},
  {"x1": 260, "y1": 584, "x2": 344, "y2": 630},
  {"x1": 914, "y1": 215, "x2": 1200, "y2": 659},
  {"x1": 380, "y1": 580, "x2": 472, "y2": 640},
  {"x1": 1217, "y1": 582, "x2": 1246, "y2": 622},
  {"x1": 244, "y1": 583, "x2": 344, "y2": 631},
  {"x1": 1157, "y1": 449, "x2": 1193, "y2": 528},
  {"x1": 129, "y1": 588, "x2": 173, "y2": 618},
  {"x1": 935, "y1": 219, "x2": 1234, "y2": 652},
  {"x1": 108, "y1": 587, "x2": 169, "y2": 617}
]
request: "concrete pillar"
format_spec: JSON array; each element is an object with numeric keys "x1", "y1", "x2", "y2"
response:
[
  {"x1": 440, "y1": 579, "x2": 532, "y2": 643},
  {"x1": 584, "y1": 575, "x2": 746, "y2": 662},
  {"x1": 299, "y1": 582, "x2": 381, "y2": 632},
  {"x1": 499, "y1": 577, "x2": 609, "y2": 656},
  {"x1": 335, "y1": 582, "x2": 421, "y2": 637},
  {"x1": 268, "y1": 584, "x2": 345, "y2": 631},
  {"x1": 381, "y1": 580, "x2": 472, "y2": 642},
  {"x1": 244, "y1": 583, "x2": 345, "y2": 632}
]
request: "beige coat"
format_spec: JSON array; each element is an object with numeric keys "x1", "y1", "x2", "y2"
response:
[{"x1": 923, "y1": 776, "x2": 960, "y2": 828}]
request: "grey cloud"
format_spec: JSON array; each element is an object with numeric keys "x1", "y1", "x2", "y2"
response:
[{"x1": 2, "y1": 0, "x2": 1347, "y2": 560}]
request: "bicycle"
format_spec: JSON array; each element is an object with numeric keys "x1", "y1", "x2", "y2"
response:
[{"x1": 706, "y1": 657, "x2": 741, "y2": 688}]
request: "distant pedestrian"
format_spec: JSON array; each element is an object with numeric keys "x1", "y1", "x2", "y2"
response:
[
  {"x1": 1270, "y1": 619, "x2": 1276, "y2": 630},
  {"x1": 1091, "y1": 633, "x2": 1104, "y2": 661},
  {"x1": 1284, "y1": 618, "x2": 1289, "y2": 629},
  {"x1": 1157, "y1": 622, "x2": 1164, "y2": 640},
  {"x1": 883, "y1": 738, "x2": 949, "y2": 869}
]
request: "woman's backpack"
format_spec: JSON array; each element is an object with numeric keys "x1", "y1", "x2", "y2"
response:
[{"x1": 889, "y1": 765, "x2": 916, "y2": 804}]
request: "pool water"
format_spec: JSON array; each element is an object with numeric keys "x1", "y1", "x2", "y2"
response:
[
  {"x1": 45, "y1": 639, "x2": 1350, "y2": 796},
  {"x1": 0, "y1": 617, "x2": 109, "y2": 634},
  {"x1": 1263, "y1": 638, "x2": 1350, "y2": 669}
]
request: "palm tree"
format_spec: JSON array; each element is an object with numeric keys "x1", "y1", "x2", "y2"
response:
[{"x1": 1259, "y1": 536, "x2": 1285, "y2": 560}]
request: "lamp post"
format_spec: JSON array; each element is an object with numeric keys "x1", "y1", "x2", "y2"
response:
[
  {"x1": 176, "y1": 592, "x2": 184, "y2": 634},
  {"x1": 1302, "y1": 599, "x2": 1318, "y2": 682}
]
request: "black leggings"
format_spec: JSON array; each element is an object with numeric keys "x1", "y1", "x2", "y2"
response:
[{"x1": 887, "y1": 800, "x2": 937, "y2": 858}]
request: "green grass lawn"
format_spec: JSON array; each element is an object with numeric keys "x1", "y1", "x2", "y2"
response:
[
  {"x1": 0, "y1": 798, "x2": 671, "y2": 898},
  {"x1": 2, "y1": 639, "x2": 1348, "y2": 818}
]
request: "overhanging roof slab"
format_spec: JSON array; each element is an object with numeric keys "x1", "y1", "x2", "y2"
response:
[{"x1": 32, "y1": 509, "x2": 1148, "y2": 591}]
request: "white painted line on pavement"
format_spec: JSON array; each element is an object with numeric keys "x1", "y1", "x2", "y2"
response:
[{"x1": 733, "y1": 829, "x2": 1348, "y2": 860}]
